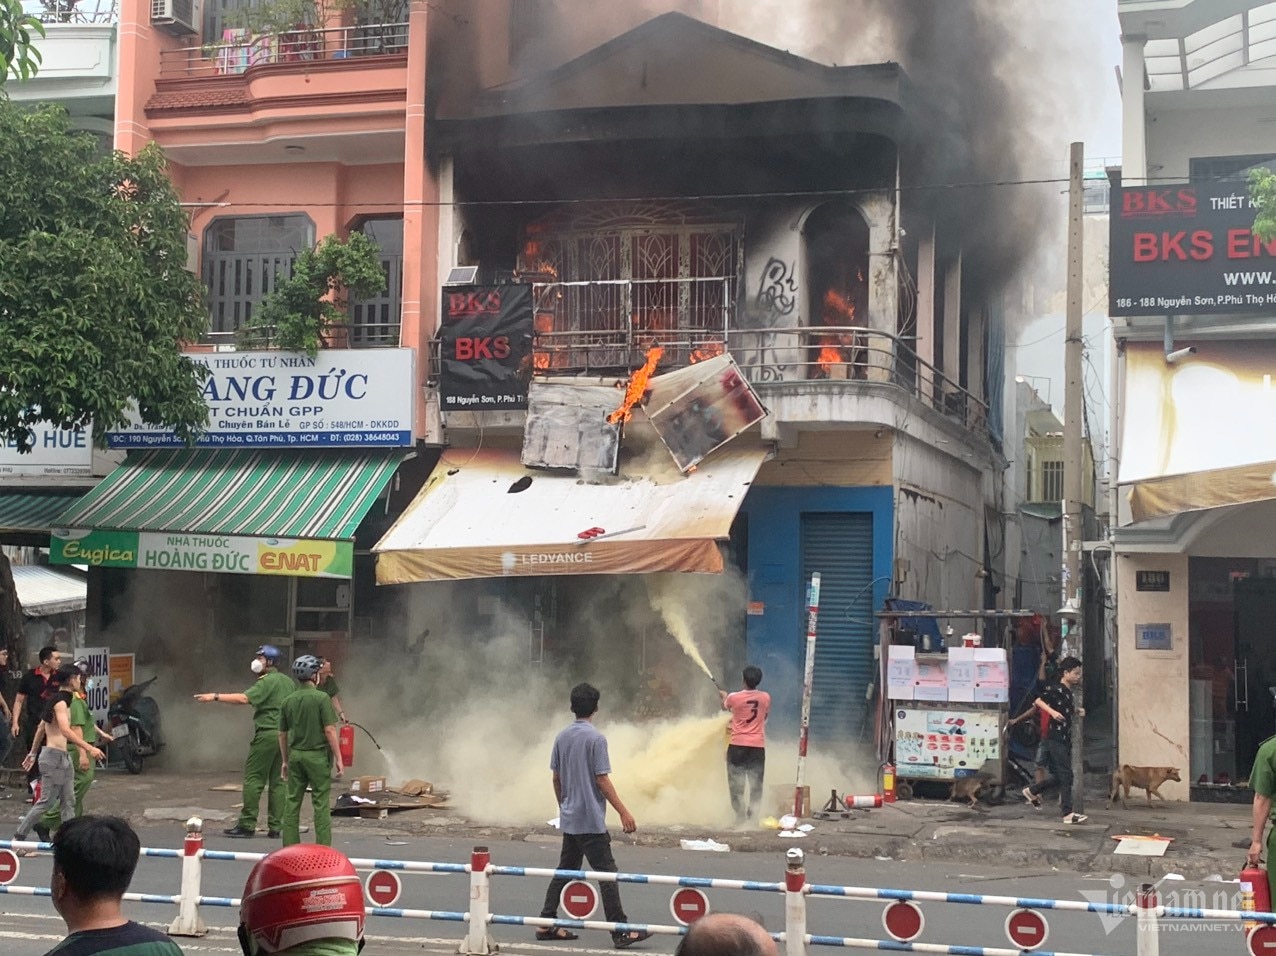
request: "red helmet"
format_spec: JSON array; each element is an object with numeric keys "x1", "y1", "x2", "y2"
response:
[{"x1": 238, "y1": 845, "x2": 365, "y2": 954}]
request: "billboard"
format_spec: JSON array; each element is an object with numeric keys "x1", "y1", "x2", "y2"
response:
[
  {"x1": 0, "y1": 423, "x2": 92, "y2": 477},
  {"x1": 1110, "y1": 179, "x2": 1276, "y2": 317},
  {"x1": 438, "y1": 285, "x2": 533, "y2": 411}
]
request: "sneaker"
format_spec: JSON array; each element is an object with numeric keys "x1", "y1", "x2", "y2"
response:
[
  {"x1": 33, "y1": 823, "x2": 50, "y2": 844},
  {"x1": 222, "y1": 826, "x2": 255, "y2": 838},
  {"x1": 267, "y1": 830, "x2": 281, "y2": 839},
  {"x1": 1063, "y1": 813, "x2": 1089, "y2": 825}
]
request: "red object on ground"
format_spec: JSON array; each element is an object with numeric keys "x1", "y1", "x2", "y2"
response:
[
  {"x1": 1243, "y1": 863, "x2": 1273, "y2": 914},
  {"x1": 339, "y1": 724, "x2": 355, "y2": 767}
]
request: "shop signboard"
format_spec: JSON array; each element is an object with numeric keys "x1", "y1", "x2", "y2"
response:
[
  {"x1": 438, "y1": 284, "x2": 533, "y2": 411},
  {"x1": 104, "y1": 349, "x2": 414, "y2": 449},
  {"x1": 0, "y1": 423, "x2": 92, "y2": 478},
  {"x1": 79, "y1": 646, "x2": 111, "y2": 725},
  {"x1": 894, "y1": 706, "x2": 1001, "y2": 779},
  {"x1": 108, "y1": 654, "x2": 135, "y2": 702},
  {"x1": 49, "y1": 529, "x2": 354, "y2": 578}
]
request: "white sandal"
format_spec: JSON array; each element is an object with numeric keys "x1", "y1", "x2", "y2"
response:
[{"x1": 1063, "y1": 813, "x2": 1088, "y2": 824}]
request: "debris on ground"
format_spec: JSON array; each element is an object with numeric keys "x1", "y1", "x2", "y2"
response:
[{"x1": 680, "y1": 838, "x2": 730, "y2": 852}]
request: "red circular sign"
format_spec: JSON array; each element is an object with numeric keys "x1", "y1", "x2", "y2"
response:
[
  {"x1": 0, "y1": 850, "x2": 18, "y2": 886},
  {"x1": 1248, "y1": 923, "x2": 1276, "y2": 956},
  {"x1": 669, "y1": 887, "x2": 711, "y2": 926},
  {"x1": 1005, "y1": 908, "x2": 1049, "y2": 951},
  {"x1": 560, "y1": 880, "x2": 598, "y2": 920},
  {"x1": 364, "y1": 870, "x2": 402, "y2": 908},
  {"x1": 881, "y1": 901, "x2": 924, "y2": 942}
]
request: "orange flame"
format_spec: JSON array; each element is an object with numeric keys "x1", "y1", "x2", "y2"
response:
[
  {"x1": 607, "y1": 346, "x2": 664, "y2": 425},
  {"x1": 690, "y1": 341, "x2": 725, "y2": 364},
  {"x1": 823, "y1": 288, "x2": 856, "y2": 323},
  {"x1": 533, "y1": 352, "x2": 550, "y2": 370},
  {"x1": 817, "y1": 345, "x2": 843, "y2": 368},
  {"x1": 533, "y1": 259, "x2": 559, "y2": 280}
]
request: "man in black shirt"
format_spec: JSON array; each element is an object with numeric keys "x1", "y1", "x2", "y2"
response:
[
  {"x1": 13, "y1": 645, "x2": 63, "y2": 791},
  {"x1": 1022, "y1": 656, "x2": 1087, "y2": 824}
]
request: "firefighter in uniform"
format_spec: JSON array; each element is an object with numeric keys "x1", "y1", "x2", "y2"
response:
[{"x1": 279, "y1": 655, "x2": 343, "y2": 847}]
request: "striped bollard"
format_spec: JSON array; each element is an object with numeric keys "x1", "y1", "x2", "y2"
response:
[
  {"x1": 1135, "y1": 882, "x2": 1160, "y2": 956},
  {"x1": 784, "y1": 847, "x2": 807, "y2": 956},
  {"x1": 167, "y1": 817, "x2": 208, "y2": 937},
  {"x1": 461, "y1": 846, "x2": 495, "y2": 955}
]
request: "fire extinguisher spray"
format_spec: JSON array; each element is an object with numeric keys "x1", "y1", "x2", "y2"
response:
[
  {"x1": 338, "y1": 724, "x2": 355, "y2": 768},
  {"x1": 881, "y1": 762, "x2": 897, "y2": 803},
  {"x1": 1241, "y1": 859, "x2": 1272, "y2": 932}
]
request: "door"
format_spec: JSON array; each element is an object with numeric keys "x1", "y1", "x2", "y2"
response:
[
  {"x1": 800, "y1": 513, "x2": 875, "y2": 746},
  {"x1": 1234, "y1": 578, "x2": 1276, "y2": 779}
]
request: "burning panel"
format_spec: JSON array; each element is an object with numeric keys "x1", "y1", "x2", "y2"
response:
[
  {"x1": 645, "y1": 354, "x2": 768, "y2": 473},
  {"x1": 521, "y1": 382, "x2": 622, "y2": 473}
]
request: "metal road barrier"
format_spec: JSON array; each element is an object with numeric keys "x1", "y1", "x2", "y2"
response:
[{"x1": 1, "y1": 821, "x2": 1276, "y2": 955}]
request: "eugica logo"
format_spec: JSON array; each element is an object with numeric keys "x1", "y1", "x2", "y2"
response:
[{"x1": 1121, "y1": 188, "x2": 1197, "y2": 219}]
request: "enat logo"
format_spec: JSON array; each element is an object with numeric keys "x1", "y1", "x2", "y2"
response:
[{"x1": 1122, "y1": 188, "x2": 1197, "y2": 219}]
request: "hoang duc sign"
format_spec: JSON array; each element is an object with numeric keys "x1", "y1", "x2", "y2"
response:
[{"x1": 49, "y1": 529, "x2": 353, "y2": 578}]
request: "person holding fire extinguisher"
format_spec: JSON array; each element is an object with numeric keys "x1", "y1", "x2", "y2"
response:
[
  {"x1": 278, "y1": 655, "x2": 343, "y2": 846},
  {"x1": 316, "y1": 657, "x2": 348, "y2": 724},
  {"x1": 1246, "y1": 734, "x2": 1276, "y2": 904}
]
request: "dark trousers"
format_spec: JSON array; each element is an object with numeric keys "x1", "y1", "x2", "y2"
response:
[
  {"x1": 539, "y1": 831, "x2": 627, "y2": 927},
  {"x1": 1027, "y1": 737, "x2": 1074, "y2": 816},
  {"x1": 726, "y1": 745, "x2": 765, "y2": 821}
]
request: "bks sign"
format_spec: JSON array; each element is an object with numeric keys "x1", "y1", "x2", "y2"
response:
[
  {"x1": 438, "y1": 284, "x2": 533, "y2": 411},
  {"x1": 1110, "y1": 178, "x2": 1276, "y2": 317}
]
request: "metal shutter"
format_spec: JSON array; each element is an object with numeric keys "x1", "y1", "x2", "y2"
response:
[{"x1": 801, "y1": 512, "x2": 875, "y2": 746}]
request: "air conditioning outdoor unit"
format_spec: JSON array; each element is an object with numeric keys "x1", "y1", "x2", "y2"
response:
[{"x1": 151, "y1": 0, "x2": 198, "y2": 36}]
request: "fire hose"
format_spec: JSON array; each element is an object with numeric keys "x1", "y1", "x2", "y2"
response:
[{"x1": 348, "y1": 720, "x2": 383, "y2": 752}]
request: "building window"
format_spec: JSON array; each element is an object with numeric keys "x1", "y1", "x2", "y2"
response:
[
  {"x1": 1040, "y1": 459, "x2": 1064, "y2": 504},
  {"x1": 203, "y1": 214, "x2": 314, "y2": 340},
  {"x1": 349, "y1": 217, "x2": 404, "y2": 347},
  {"x1": 1190, "y1": 154, "x2": 1276, "y2": 182}
]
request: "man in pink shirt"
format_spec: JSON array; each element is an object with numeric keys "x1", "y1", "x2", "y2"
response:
[{"x1": 719, "y1": 665, "x2": 770, "y2": 825}]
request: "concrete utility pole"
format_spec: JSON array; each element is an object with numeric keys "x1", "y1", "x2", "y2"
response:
[{"x1": 1063, "y1": 141, "x2": 1086, "y2": 813}]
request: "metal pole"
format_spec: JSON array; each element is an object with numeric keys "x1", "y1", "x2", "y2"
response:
[
  {"x1": 167, "y1": 817, "x2": 207, "y2": 937},
  {"x1": 462, "y1": 846, "x2": 495, "y2": 955},
  {"x1": 795, "y1": 573, "x2": 821, "y2": 817},
  {"x1": 1135, "y1": 883, "x2": 1160, "y2": 956},
  {"x1": 783, "y1": 847, "x2": 808, "y2": 956},
  {"x1": 1063, "y1": 141, "x2": 1086, "y2": 814}
]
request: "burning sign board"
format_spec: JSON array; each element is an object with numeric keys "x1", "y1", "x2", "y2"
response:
[
  {"x1": 521, "y1": 383, "x2": 622, "y2": 473},
  {"x1": 645, "y1": 355, "x2": 768, "y2": 473}
]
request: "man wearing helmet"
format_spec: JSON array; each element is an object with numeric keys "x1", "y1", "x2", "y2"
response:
[
  {"x1": 194, "y1": 645, "x2": 295, "y2": 840},
  {"x1": 41, "y1": 659, "x2": 102, "y2": 835},
  {"x1": 278, "y1": 655, "x2": 343, "y2": 847},
  {"x1": 238, "y1": 844, "x2": 364, "y2": 955}
]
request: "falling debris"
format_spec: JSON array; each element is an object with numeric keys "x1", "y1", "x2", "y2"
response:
[{"x1": 607, "y1": 347, "x2": 664, "y2": 424}]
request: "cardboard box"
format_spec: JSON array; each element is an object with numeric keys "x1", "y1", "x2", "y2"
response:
[{"x1": 349, "y1": 775, "x2": 386, "y2": 794}]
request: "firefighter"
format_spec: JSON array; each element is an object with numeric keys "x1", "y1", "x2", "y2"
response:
[
  {"x1": 195, "y1": 645, "x2": 295, "y2": 839},
  {"x1": 278, "y1": 655, "x2": 343, "y2": 847}
]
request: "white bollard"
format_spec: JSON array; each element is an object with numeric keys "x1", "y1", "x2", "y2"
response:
[
  {"x1": 784, "y1": 847, "x2": 808, "y2": 956},
  {"x1": 459, "y1": 845, "x2": 496, "y2": 955},
  {"x1": 167, "y1": 817, "x2": 208, "y2": 938},
  {"x1": 1135, "y1": 882, "x2": 1160, "y2": 956}
]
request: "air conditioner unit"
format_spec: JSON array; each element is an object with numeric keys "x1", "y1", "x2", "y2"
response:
[{"x1": 151, "y1": 0, "x2": 197, "y2": 36}]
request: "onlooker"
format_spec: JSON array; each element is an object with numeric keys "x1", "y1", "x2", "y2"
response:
[
  {"x1": 535, "y1": 682, "x2": 651, "y2": 949},
  {"x1": 315, "y1": 658, "x2": 347, "y2": 724},
  {"x1": 41, "y1": 659, "x2": 103, "y2": 832},
  {"x1": 718, "y1": 665, "x2": 770, "y2": 825},
  {"x1": 43, "y1": 815, "x2": 184, "y2": 954},
  {"x1": 674, "y1": 913, "x2": 777, "y2": 956},
  {"x1": 13, "y1": 644, "x2": 64, "y2": 791},
  {"x1": 238, "y1": 844, "x2": 364, "y2": 955},
  {"x1": 1022, "y1": 656, "x2": 1087, "y2": 824},
  {"x1": 0, "y1": 646, "x2": 16, "y2": 768},
  {"x1": 278, "y1": 655, "x2": 343, "y2": 846}
]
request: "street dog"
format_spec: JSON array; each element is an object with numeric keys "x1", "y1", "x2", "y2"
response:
[
  {"x1": 1108, "y1": 765, "x2": 1182, "y2": 808},
  {"x1": 950, "y1": 773, "x2": 992, "y2": 809}
]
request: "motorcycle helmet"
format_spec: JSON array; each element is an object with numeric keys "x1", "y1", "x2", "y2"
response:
[
  {"x1": 255, "y1": 644, "x2": 281, "y2": 664},
  {"x1": 237, "y1": 845, "x2": 365, "y2": 954},
  {"x1": 291, "y1": 655, "x2": 322, "y2": 682},
  {"x1": 72, "y1": 658, "x2": 90, "y2": 675}
]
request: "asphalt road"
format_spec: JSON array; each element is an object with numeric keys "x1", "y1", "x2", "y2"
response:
[{"x1": 0, "y1": 828, "x2": 1252, "y2": 954}]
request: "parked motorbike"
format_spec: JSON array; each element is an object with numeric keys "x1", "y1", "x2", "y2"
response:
[{"x1": 107, "y1": 675, "x2": 165, "y2": 774}]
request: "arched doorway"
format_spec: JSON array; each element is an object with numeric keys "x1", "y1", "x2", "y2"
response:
[{"x1": 802, "y1": 203, "x2": 870, "y2": 380}]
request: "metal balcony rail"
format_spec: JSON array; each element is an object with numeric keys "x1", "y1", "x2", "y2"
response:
[
  {"x1": 21, "y1": 0, "x2": 116, "y2": 23},
  {"x1": 159, "y1": 20, "x2": 408, "y2": 78}
]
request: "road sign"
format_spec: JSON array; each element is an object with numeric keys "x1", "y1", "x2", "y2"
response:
[
  {"x1": 560, "y1": 880, "x2": 598, "y2": 920},
  {"x1": 881, "y1": 900, "x2": 924, "y2": 942},
  {"x1": 669, "y1": 887, "x2": 710, "y2": 925},
  {"x1": 364, "y1": 870, "x2": 402, "y2": 908},
  {"x1": 0, "y1": 850, "x2": 17, "y2": 886},
  {"x1": 1005, "y1": 908, "x2": 1049, "y2": 950},
  {"x1": 1248, "y1": 923, "x2": 1276, "y2": 955}
]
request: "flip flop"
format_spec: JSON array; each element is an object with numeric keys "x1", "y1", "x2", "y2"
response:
[
  {"x1": 1063, "y1": 813, "x2": 1089, "y2": 825},
  {"x1": 1021, "y1": 787, "x2": 1042, "y2": 809},
  {"x1": 613, "y1": 930, "x2": 653, "y2": 949},
  {"x1": 536, "y1": 928, "x2": 579, "y2": 941}
]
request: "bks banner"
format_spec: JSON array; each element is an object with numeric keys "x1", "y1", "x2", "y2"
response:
[
  {"x1": 439, "y1": 284, "x2": 533, "y2": 411},
  {"x1": 1110, "y1": 178, "x2": 1276, "y2": 317}
]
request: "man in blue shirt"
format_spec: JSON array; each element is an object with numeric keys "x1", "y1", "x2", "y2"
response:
[{"x1": 536, "y1": 683, "x2": 651, "y2": 949}]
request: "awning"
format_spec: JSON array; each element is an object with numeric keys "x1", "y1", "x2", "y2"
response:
[
  {"x1": 375, "y1": 442, "x2": 768, "y2": 582},
  {"x1": 13, "y1": 565, "x2": 87, "y2": 617},
  {"x1": 1120, "y1": 340, "x2": 1276, "y2": 521},
  {"x1": 49, "y1": 449, "x2": 404, "y2": 578},
  {"x1": 0, "y1": 491, "x2": 86, "y2": 536}
]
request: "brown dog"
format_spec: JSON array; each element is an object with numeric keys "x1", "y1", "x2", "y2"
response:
[
  {"x1": 1108, "y1": 765, "x2": 1182, "y2": 808},
  {"x1": 950, "y1": 773, "x2": 992, "y2": 809}
]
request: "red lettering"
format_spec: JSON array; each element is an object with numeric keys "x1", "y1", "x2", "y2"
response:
[
  {"x1": 1123, "y1": 192, "x2": 1144, "y2": 215},
  {"x1": 455, "y1": 338, "x2": 474, "y2": 360},
  {"x1": 1178, "y1": 189, "x2": 1196, "y2": 214},
  {"x1": 447, "y1": 291, "x2": 504, "y2": 316},
  {"x1": 493, "y1": 336, "x2": 510, "y2": 359},
  {"x1": 1190, "y1": 230, "x2": 1213, "y2": 260},
  {"x1": 1122, "y1": 188, "x2": 1197, "y2": 218},
  {"x1": 1161, "y1": 231, "x2": 1187, "y2": 260},
  {"x1": 1133, "y1": 233, "x2": 1158, "y2": 262},
  {"x1": 1147, "y1": 192, "x2": 1174, "y2": 215},
  {"x1": 1226, "y1": 229, "x2": 1276, "y2": 259},
  {"x1": 455, "y1": 337, "x2": 505, "y2": 360}
]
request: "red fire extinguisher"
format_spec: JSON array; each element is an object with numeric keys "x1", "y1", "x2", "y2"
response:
[
  {"x1": 881, "y1": 762, "x2": 897, "y2": 803},
  {"x1": 339, "y1": 724, "x2": 355, "y2": 768},
  {"x1": 1242, "y1": 860, "x2": 1272, "y2": 920}
]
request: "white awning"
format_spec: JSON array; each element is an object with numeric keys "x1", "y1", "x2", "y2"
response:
[
  {"x1": 13, "y1": 565, "x2": 87, "y2": 617},
  {"x1": 374, "y1": 437, "x2": 768, "y2": 583}
]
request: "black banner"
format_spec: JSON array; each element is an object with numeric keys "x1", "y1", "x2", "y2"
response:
[
  {"x1": 439, "y1": 284, "x2": 533, "y2": 411},
  {"x1": 1110, "y1": 178, "x2": 1276, "y2": 317}
]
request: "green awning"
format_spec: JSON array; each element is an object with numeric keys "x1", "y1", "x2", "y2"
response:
[
  {"x1": 53, "y1": 449, "x2": 402, "y2": 539},
  {"x1": 0, "y1": 492, "x2": 86, "y2": 535}
]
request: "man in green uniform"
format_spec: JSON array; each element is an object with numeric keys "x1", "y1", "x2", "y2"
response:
[
  {"x1": 278, "y1": 655, "x2": 343, "y2": 846},
  {"x1": 39, "y1": 659, "x2": 101, "y2": 837},
  {"x1": 316, "y1": 657, "x2": 348, "y2": 724},
  {"x1": 195, "y1": 644, "x2": 295, "y2": 839},
  {"x1": 1247, "y1": 734, "x2": 1276, "y2": 887}
]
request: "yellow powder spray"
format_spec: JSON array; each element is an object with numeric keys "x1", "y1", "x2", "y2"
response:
[{"x1": 648, "y1": 576, "x2": 716, "y2": 681}]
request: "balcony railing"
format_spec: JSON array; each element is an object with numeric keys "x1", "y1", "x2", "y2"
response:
[
  {"x1": 158, "y1": 21, "x2": 407, "y2": 78},
  {"x1": 21, "y1": 0, "x2": 116, "y2": 22}
]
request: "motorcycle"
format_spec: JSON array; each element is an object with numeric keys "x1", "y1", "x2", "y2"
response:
[{"x1": 107, "y1": 675, "x2": 165, "y2": 774}]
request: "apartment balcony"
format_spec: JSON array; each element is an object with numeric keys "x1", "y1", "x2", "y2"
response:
[{"x1": 8, "y1": 0, "x2": 116, "y2": 114}]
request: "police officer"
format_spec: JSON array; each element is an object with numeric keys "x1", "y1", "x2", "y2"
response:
[
  {"x1": 279, "y1": 655, "x2": 343, "y2": 847},
  {"x1": 195, "y1": 645, "x2": 295, "y2": 839},
  {"x1": 39, "y1": 659, "x2": 100, "y2": 838}
]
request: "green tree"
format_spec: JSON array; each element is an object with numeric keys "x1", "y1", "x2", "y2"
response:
[
  {"x1": 0, "y1": 0, "x2": 43, "y2": 81},
  {"x1": 1252, "y1": 167, "x2": 1276, "y2": 243}
]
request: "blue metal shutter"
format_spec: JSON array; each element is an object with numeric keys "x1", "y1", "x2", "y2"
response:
[{"x1": 800, "y1": 512, "x2": 875, "y2": 745}]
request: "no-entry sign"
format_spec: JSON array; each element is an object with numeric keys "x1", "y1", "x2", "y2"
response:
[
  {"x1": 0, "y1": 849, "x2": 18, "y2": 885},
  {"x1": 364, "y1": 870, "x2": 402, "y2": 908},
  {"x1": 1005, "y1": 908, "x2": 1049, "y2": 950},
  {"x1": 1248, "y1": 923, "x2": 1276, "y2": 955},
  {"x1": 560, "y1": 880, "x2": 598, "y2": 920},
  {"x1": 669, "y1": 887, "x2": 710, "y2": 925},
  {"x1": 881, "y1": 900, "x2": 924, "y2": 942}
]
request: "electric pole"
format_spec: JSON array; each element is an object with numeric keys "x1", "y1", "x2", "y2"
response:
[{"x1": 1064, "y1": 141, "x2": 1086, "y2": 813}]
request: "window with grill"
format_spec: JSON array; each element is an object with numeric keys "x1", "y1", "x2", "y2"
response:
[
  {"x1": 203, "y1": 214, "x2": 314, "y2": 340},
  {"x1": 1039, "y1": 460, "x2": 1064, "y2": 504},
  {"x1": 349, "y1": 217, "x2": 404, "y2": 347},
  {"x1": 1189, "y1": 154, "x2": 1276, "y2": 182}
]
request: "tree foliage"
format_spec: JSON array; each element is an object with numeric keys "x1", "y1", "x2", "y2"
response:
[
  {"x1": 245, "y1": 232, "x2": 385, "y2": 356},
  {"x1": 0, "y1": 102, "x2": 210, "y2": 450},
  {"x1": 0, "y1": 0, "x2": 43, "y2": 82},
  {"x1": 1252, "y1": 167, "x2": 1276, "y2": 244}
]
